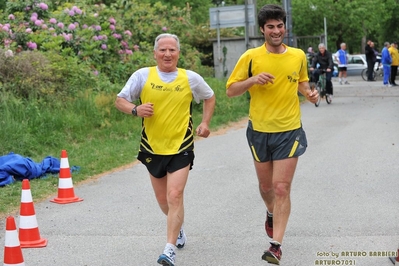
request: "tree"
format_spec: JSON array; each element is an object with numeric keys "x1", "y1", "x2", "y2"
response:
[
  {"x1": 0, "y1": 0, "x2": 6, "y2": 11},
  {"x1": 291, "y1": 0, "x2": 396, "y2": 54}
]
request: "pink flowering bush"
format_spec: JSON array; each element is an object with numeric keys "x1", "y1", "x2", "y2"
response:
[
  {"x1": 0, "y1": 0, "x2": 212, "y2": 98},
  {"x1": 38, "y1": 3, "x2": 48, "y2": 10},
  {"x1": 27, "y1": 41, "x2": 37, "y2": 49}
]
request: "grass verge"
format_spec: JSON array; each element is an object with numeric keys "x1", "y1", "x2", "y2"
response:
[
  {"x1": 0, "y1": 77, "x2": 253, "y2": 216},
  {"x1": 0, "y1": 77, "x2": 306, "y2": 217}
]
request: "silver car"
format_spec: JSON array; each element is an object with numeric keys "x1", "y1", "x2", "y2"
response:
[{"x1": 333, "y1": 54, "x2": 380, "y2": 76}]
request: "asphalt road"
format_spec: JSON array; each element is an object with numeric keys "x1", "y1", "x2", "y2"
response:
[{"x1": 1, "y1": 76, "x2": 398, "y2": 266}]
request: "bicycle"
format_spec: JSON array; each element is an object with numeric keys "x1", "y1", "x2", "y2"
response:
[
  {"x1": 361, "y1": 63, "x2": 383, "y2": 81},
  {"x1": 310, "y1": 69, "x2": 332, "y2": 107}
]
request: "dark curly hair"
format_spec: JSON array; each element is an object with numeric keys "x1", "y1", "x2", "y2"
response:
[{"x1": 257, "y1": 4, "x2": 286, "y2": 29}]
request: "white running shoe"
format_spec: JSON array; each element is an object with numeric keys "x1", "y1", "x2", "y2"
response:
[
  {"x1": 176, "y1": 228, "x2": 186, "y2": 249},
  {"x1": 157, "y1": 246, "x2": 176, "y2": 266}
]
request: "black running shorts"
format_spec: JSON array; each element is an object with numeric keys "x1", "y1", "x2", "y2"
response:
[
  {"x1": 137, "y1": 151, "x2": 194, "y2": 178},
  {"x1": 246, "y1": 121, "x2": 307, "y2": 162}
]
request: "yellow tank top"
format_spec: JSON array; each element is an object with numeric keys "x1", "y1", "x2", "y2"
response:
[{"x1": 139, "y1": 67, "x2": 194, "y2": 155}]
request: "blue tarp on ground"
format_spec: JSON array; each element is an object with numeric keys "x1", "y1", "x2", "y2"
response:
[{"x1": 0, "y1": 152, "x2": 61, "y2": 186}]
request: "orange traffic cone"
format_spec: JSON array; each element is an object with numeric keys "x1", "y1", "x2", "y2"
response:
[
  {"x1": 18, "y1": 179, "x2": 47, "y2": 248},
  {"x1": 50, "y1": 150, "x2": 83, "y2": 204},
  {"x1": 3, "y1": 216, "x2": 25, "y2": 266}
]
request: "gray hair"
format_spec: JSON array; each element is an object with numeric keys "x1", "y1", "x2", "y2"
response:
[
  {"x1": 154, "y1": 33, "x2": 180, "y2": 51},
  {"x1": 384, "y1": 41, "x2": 390, "y2": 47},
  {"x1": 318, "y1": 43, "x2": 326, "y2": 49}
]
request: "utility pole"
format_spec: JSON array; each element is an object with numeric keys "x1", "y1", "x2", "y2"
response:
[
  {"x1": 282, "y1": 0, "x2": 292, "y2": 46},
  {"x1": 324, "y1": 17, "x2": 328, "y2": 50},
  {"x1": 247, "y1": 0, "x2": 257, "y2": 37}
]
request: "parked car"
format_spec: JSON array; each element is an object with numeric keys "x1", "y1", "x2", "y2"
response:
[{"x1": 333, "y1": 54, "x2": 381, "y2": 76}]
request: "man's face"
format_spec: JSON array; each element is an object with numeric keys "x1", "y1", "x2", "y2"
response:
[
  {"x1": 319, "y1": 47, "x2": 326, "y2": 54},
  {"x1": 260, "y1": 19, "x2": 286, "y2": 48},
  {"x1": 153, "y1": 37, "x2": 180, "y2": 72}
]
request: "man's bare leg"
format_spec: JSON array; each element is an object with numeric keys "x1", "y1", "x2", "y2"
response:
[
  {"x1": 150, "y1": 165, "x2": 189, "y2": 245},
  {"x1": 255, "y1": 157, "x2": 298, "y2": 244}
]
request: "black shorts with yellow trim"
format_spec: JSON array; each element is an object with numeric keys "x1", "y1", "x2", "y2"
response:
[
  {"x1": 137, "y1": 151, "x2": 194, "y2": 178},
  {"x1": 246, "y1": 121, "x2": 307, "y2": 162}
]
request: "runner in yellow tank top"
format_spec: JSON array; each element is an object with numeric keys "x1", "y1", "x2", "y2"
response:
[{"x1": 115, "y1": 33, "x2": 215, "y2": 266}]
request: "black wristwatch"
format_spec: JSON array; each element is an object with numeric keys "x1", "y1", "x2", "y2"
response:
[{"x1": 131, "y1": 105, "x2": 138, "y2": 116}]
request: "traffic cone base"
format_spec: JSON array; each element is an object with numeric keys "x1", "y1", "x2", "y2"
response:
[
  {"x1": 51, "y1": 150, "x2": 83, "y2": 204},
  {"x1": 18, "y1": 179, "x2": 47, "y2": 248},
  {"x1": 20, "y1": 239, "x2": 47, "y2": 248},
  {"x1": 50, "y1": 195, "x2": 83, "y2": 204},
  {"x1": 4, "y1": 216, "x2": 26, "y2": 266},
  {"x1": 19, "y1": 213, "x2": 47, "y2": 248}
]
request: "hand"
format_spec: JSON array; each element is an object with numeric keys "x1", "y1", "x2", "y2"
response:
[
  {"x1": 307, "y1": 87, "x2": 319, "y2": 104},
  {"x1": 196, "y1": 122, "x2": 210, "y2": 138},
  {"x1": 254, "y1": 72, "x2": 275, "y2": 85},
  {"x1": 137, "y1": 102, "x2": 154, "y2": 117},
  {"x1": 309, "y1": 67, "x2": 314, "y2": 71},
  {"x1": 326, "y1": 68, "x2": 331, "y2": 72}
]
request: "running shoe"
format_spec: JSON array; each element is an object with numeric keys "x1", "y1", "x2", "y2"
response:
[
  {"x1": 176, "y1": 228, "x2": 186, "y2": 249},
  {"x1": 157, "y1": 247, "x2": 176, "y2": 266},
  {"x1": 262, "y1": 241, "x2": 282, "y2": 265},
  {"x1": 265, "y1": 213, "x2": 273, "y2": 238},
  {"x1": 344, "y1": 81, "x2": 350, "y2": 84}
]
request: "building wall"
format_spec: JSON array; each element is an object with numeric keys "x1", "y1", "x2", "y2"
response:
[{"x1": 212, "y1": 36, "x2": 264, "y2": 79}]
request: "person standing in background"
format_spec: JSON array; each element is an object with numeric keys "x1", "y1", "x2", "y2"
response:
[
  {"x1": 334, "y1": 43, "x2": 350, "y2": 85},
  {"x1": 381, "y1": 41, "x2": 392, "y2": 87},
  {"x1": 306, "y1": 46, "x2": 315, "y2": 67},
  {"x1": 388, "y1": 42, "x2": 399, "y2": 86},
  {"x1": 365, "y1": 40, "x2": 376, "y2": 81}
]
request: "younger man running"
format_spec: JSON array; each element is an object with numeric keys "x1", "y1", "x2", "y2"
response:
[{"x1": 226, "y1": 4, "x2": 318, "y2": 265}]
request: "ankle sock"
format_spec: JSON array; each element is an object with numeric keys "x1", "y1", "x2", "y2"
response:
[
  {"x1": 270, "y1": 240, "x2": 281, "y2": 247},
  {"x1": 164, "y1": 243, "x2": 176, "y2": 253}
]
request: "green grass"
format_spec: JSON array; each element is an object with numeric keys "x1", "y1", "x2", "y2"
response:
[
  {"x1": 0, "y1": 77, "x2": 306, "y2": 217},
  {"x1": 0, "y1": 77, "x2": 253, "y2": 216}
]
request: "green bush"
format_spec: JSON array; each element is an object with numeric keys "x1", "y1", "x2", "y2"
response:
[
  {"x1": 0, "y1": 0, "x2": 214, "y2": 91},
  {"x1": 0, "y1": 49, "x2": 98, "y2": 99}
]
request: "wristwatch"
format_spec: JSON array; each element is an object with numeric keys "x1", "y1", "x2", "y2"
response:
[{"x1": 131, "y1": 105, "x2": 138, "y2": 116}]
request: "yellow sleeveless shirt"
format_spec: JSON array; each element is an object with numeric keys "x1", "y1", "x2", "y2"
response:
[{"x1": 139, "y1": 67, "x2": 194, "y2": 155}]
